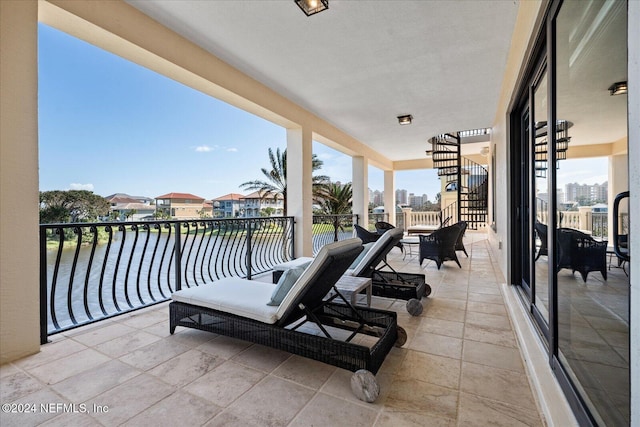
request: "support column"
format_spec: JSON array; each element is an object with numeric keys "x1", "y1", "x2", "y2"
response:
[
  {"x1": 352, "y1": 156, "x2": 368, "y2": 227},
  {"x1": 608, "y1": 153, "x2": 629, "y2": 239},
  {"x1": 384, "y1": 170, "x2": 396, "y2": 226},
  {"x1": 0, "y1": 0, "x2": 41, "y2": 363},
  {"x1": 287, "y1": 127, "x2": 313, "y2": 257}
]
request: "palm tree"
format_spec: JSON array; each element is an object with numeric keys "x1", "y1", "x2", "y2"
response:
[
  {"x1": 240, "y1": 147, "x2": 328, "y2": 214},
  {"x1": 316, "y1": 182, "x2": 353, "y2": 241}
]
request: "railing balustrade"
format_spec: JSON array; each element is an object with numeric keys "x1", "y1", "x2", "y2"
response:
[
  {"x1": 559, "y1": 211, "x2": 580, "y2": 229},
  {"x1": 40, "y1": 217, "x2": 294, "y2": 342},
  {"x1": 311, "y1": 214, "x2": 358, "y2": 254},
  {"x1": 406, "y1": 211, "x2": 442, "y2": 228},
  {"x1": 590, "y1": 212, "x2": 607, "y2": 238}
]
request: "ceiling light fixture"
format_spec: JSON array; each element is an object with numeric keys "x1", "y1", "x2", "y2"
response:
[
  {"x1": 397, "y1": 114, "x2": 413, "y2": 125},
  {"x1": 295, "y1": 0, "x2": 329, "y2": 16},
  {"x1": 608, "y1": 81, "x2": 627, "y2": 96}
]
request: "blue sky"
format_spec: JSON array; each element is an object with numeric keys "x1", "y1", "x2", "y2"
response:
[
  {"x1": 38, "y1": 24, "x2": 443, "y2": 201},
  {"x1": 38, "y1": 24, "x2": 605, "y2": 202}
]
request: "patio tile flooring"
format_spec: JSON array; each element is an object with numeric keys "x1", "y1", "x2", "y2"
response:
[{"x1": 1, "y1": 233, "x2": 546, "y2": 426}]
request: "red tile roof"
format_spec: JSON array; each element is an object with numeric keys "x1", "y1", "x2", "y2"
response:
[
  {"x1": 212, "y1": 193, "x2": 245, "y2": 201},
  {"x1": 155, "y1": 192, "x2": 205, "y2": 201}
]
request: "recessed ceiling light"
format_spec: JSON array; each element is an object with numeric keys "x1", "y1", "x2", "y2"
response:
[
  {"x1": 608, "y1": 81, "x2": 627, "y2": 96},
  {"x1": 397, "y1": 115, "x2": 413, "y2": 125},
  {"x1": 295, "y1": 0, "x2": 329, "y2": 17}
]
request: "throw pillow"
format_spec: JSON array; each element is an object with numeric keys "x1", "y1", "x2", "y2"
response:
[{"x1": 267, "y1": 266, "x2": 306, "y2": 306}]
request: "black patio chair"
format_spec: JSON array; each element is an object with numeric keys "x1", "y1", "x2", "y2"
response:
[
  {"x1": 454, "y1": 221, "x2": 468, "y2": 257},
  {"x1": 557, "y1": 228, "x2": 607, "y2": 282},
  {"x1": 418, "y1": 223, "x2": 464, "y2": 269},
  {"x1": 354, "y1": 224, "x2": 382, "y2": 245},
  {"x1": 374, "y1": 221, "x2": 396, "y2": 234},
  {"x1": 535, "y1": 221, "x2": 548, "y2": 260}
]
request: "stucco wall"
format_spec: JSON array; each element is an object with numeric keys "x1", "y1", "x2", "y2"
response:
[
  {"x1": 0, "y1": 0, "x2": 42, "y2": 363},
  {"x1": 628, "y1": 1, "x2": 639, "y2": 424}
]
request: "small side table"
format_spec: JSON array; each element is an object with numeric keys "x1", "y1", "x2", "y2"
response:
[
  {"x1": 332, "y1": 276, "x2": 372, "y2": 307},
  {"x1": 400, "y1": 236, "x2": 420, "y2": 260}
]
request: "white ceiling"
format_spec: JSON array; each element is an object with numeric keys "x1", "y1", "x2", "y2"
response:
[{"x1": 127, "y1": 0, "x2": 520, "y2": 162}]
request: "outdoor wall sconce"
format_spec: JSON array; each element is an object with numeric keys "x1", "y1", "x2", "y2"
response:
[
  {"x1": 397, "y1": 114, "x2": 413, "y2": 125},
  {"x1": 295, "y1": 0, "x2": 329, "y2": 16},
  {"x1": 608, "y1": 81, "x2": 628, "y2": 96}
]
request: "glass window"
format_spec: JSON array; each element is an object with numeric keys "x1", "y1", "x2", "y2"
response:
[{"x1": 555, "y1": 0, "x2": 629, "y2": 424}]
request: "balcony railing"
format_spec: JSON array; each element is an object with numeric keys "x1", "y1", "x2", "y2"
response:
[
  {"x1": 311, "y1": 214, "x2": 358, "y2": 254},
  {"x1": 40, "y1": 217, "x2": 294, "y2": 343}
]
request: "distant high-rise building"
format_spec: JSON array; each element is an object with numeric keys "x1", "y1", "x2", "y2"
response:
[
  {"x1": 592, "y1": 182, "x2": 608, "y2": 202},
  {"x1": 408, "y1": 193, "x2": 428, "y2": 210},
  {"x1": 565, "y1": 182, "x2": 608, "y2": 204},
  {"x1": 372, "y1": 190, "x2": 383, "y2": 206},
  {"x1": 395, "y1": 189, "x2": 408, "y2": 205}
]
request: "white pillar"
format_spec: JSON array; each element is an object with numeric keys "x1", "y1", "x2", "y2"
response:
[
  {"x1": 352, "y1": 156, "x2": 368, "y2": 227},
  {"x1": 578, "y1": 206, "x2": 592, "y2": 232},
  {"x1": 608, "y1": 154, "x2": 629, "y2": 239},
  {"x1": 287, "y1": 127, "x2": 313, "y2": 257},
  {"x1": 384, "y1": 170, "x2": 396, "y2": 225},
  {"x1": 0, "y1": 0, "x2": 41, "y2": 363}
]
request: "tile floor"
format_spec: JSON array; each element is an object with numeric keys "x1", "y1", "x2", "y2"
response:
[{"x1": 1, "y1": 233, "x2": 546, "y2": 426}]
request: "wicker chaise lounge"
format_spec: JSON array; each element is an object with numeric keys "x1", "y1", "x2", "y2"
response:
[
  {"x1": 170, "y1": 238, "x2": 403, "y2": 402},
  {"x1": 274, "y1": 228, "x2": 429, "y2": 308},
  {"x1": 272, "y1": 228, "x2": 429, "y2": 316}
]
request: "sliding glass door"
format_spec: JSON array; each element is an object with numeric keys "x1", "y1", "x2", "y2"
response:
[
  {"x1": 511, "y1": 1, "x2": 629, "y2": 424},
  {"x1": 554, "y1": 1, "x2": 629, "y2": 425}
]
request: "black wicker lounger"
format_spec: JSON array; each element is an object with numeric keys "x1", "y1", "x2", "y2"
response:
[
  {"x1": 273, "y1": 228, "x2": 430, "y2": 316},
  {"x1": 170, "y1": 238, "x2": 404, "y2": 402},
  {"x1": 360, "y1": 228, "x2": 430, "y2": 315}
]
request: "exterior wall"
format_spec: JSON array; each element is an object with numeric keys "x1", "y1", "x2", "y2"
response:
[
  {"x1": 167, "y1": 201, "x2": 205, "y2": 219},
  {"x1": 628, "y1": 1, "x2": 639, "y2": 423},
  {"x1": 217, "y1": 200, "x2": 241, "y2": 217},
  {"x1": 0, "y1": 0, "x2": 41, "y2": 363},
  {"x1": 491, "y1": 1, "x2": 638, "y2": 424},
  {"x1": 156, "y1": 198, "x2": 205, "y2": 219},
  {"x1": 241, "y1": 198, "x2": 283, "y2": 217}
]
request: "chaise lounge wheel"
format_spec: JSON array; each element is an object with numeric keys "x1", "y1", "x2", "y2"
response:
[
  {"x1": 351, "y1": 369, "x2": 380, "y2": 403},
  {"x1": 423, "y1": 284, "x2": 432, "y2": 297},
  {"x1": 406, "y1": 298, "x2": 423, "y2": 316},
  {"x1": 395, "y1": 326, "x2": 407, "y2": 347}
]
